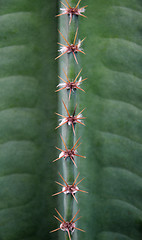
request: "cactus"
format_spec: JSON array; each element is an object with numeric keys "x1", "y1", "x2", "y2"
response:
[
  {"x1": 0, "y1": 1, "x2": 141, "y2": 240},
  {"x1": 52, "y1": 0, "x2": 87, "y2": 239}
]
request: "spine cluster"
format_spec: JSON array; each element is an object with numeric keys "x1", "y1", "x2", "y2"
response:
[{"x1": 51, "y1": 1, "x2": 87, "y2": 239}]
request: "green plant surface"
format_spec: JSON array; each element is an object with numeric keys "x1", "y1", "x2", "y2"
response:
[
  {"x1": 0, "y1": 0, "x2": 58, "y2": 239},
  {"x1": 0, "y1": 0, "x2": 142, "y2": 239},
  {"x1": 77, "y1": 0, "x2": 142, "y2": 239}
]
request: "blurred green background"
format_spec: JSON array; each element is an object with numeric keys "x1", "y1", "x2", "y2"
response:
[{"x1": 0, "y1": 0, "x2": 142, "y2": 240}]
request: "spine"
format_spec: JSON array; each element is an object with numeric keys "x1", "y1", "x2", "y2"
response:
[{"x1": 51, "y1": 1, "x2": 87, "y2": 239}]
